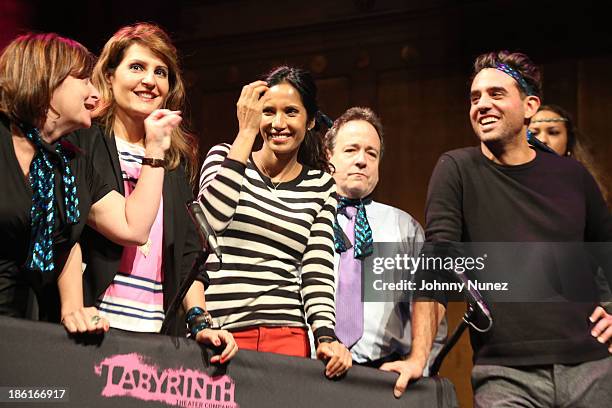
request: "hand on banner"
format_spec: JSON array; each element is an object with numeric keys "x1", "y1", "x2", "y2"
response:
[
  {"x1": 589, "y1": 306, "x2": 612, "y2": 353},
  {"x1": 61, "y1": 307, "x2": 110, "y2": 334},
  {"x1": 380, "y1": 356, "x2": 424, "y2": 398},
  {"x1": 196, "y1": 328, "x2": 239, "y2": 363},
  {"x1": 316, "y1": 340, "x2": 352, "y2": 378}
]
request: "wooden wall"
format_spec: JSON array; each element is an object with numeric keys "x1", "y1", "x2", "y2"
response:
[
  {"x1": 3, "y1": 1, "x2": 610, "y2": 406},
  {"x1": 171, "y1": 3, "x2": 610, "y2": 406}
]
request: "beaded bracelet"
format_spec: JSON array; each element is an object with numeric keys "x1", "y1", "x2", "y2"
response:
[
  {"x1": 185, "y1": 306, "x2": 205, "y2": 325},
  {"x1": 189, "y1": 318, "x2": 211, "y2": 338},
  {"x1": 185, "y1": 307, "x2": 214, "y2": 338}
]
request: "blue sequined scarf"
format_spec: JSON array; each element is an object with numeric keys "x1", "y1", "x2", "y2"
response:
[
  {"x1": 333, "y1": 196, "x2": 373, "y2": 259},
  {"x1": 19, "y1": 123, "x2": 80, "y2": 273}
]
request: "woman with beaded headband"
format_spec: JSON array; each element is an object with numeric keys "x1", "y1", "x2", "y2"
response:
[
  {"x1": 0, "y1": 33, "x2": 179, "y2": 334},
  {"x1": 529, "y1": 104, "x2": 610, "y2": 205},
  {"x1": 198, "y1": 65, "x2": 352, "y2": 378},
  {"x1": 74, "y1": 23, "x2": 237, "y2": 363},
  {"x1": 529, "y1": 104, "x2": 612, "y2": 314}
]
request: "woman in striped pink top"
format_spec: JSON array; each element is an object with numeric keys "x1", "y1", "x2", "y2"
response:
[{"x1": 75, "y1": 23, "x2": 237, "y2": 364}]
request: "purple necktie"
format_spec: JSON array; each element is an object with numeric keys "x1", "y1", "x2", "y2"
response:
[{"x1": 335, "y1": 206, "x2": 364, "y2": 348}]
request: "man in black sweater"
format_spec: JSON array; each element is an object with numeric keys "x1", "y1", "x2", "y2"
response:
[{"x1": 402, "y1": 51, "x2": 612, "y2": 406}]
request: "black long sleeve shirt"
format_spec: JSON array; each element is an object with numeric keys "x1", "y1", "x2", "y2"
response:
[{"x1": 419, "y1": 146, "x2": 612, "y2": 366}]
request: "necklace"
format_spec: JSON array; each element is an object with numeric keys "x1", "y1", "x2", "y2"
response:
[{"x1": 260, "y1": 159, "x2": 298, "y2": 191}]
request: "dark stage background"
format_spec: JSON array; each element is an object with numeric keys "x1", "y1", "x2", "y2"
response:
[{"x1": 2, "y1": 1, "x2": 611, "y2": 406}]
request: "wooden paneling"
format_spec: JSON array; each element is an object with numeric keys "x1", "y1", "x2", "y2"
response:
[
  {"x1": 377, "y1": 69, "x2": 473, "y2": 223},
  {"x1": 578, "y1": 57, "x2": 612, "y2": 197},
  {"x1": 196, "y1": 89, "x2": 241, "y2": 156},
  {"x1": 316, "y1": 77, "x2": 351, "y2": 122},
  {"x1": 440, "y1": 302, "x2": 474, "y2": 407},
  {"x1": 0, "y1": 1, "x2": 32, "y2": 50},
  {"x1": 6, "y1": 2, "x2": 611, "y2": 407}
]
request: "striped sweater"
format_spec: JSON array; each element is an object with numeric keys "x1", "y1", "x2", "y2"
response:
[{"x1": 198, "y1": 143, "x2": 337, "y2": 340}]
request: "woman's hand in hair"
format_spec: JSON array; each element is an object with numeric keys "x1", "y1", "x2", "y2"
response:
[
  {"x1": 236, "y1": 80, "x2": 269, "y2": 138},
  {"x1": 227, "y1": 81, "x2": 269, "y2": 163}
]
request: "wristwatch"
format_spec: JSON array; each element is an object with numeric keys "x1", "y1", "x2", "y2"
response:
[{"x1": 141, "y1": 157, "x2": 167, "y2": 168}]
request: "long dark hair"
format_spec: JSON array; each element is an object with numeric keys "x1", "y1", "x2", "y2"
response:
[
  {"x1": 538, "y1": 104, "x2": 610, "y2": 206},
  {"x1": 264, "y1": 66, "x2": 331, "y2": 172}
]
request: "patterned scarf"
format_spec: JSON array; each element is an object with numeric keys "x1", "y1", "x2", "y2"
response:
[
  {"x1": 333, "y1": 196, "x2": 373, "y2": 259},
  {"x1": 19, "y1": 123, "x2": 80, "y2": 273}
]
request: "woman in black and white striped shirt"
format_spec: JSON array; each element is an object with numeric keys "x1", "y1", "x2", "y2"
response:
[{"x1": 199, "y1": 66, "x2": 351, "y2": 378}]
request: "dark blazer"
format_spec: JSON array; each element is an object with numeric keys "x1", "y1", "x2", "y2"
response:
[{"x1": 71, "y1": 125, "x2": 206, "y2": 335}]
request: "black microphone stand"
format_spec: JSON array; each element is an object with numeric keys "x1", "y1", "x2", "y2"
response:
[
  {"x1": 160, "y1": 250, "x2": 210, "y2": 335},
  {"x1": 429, "y1": 303, "x2": 477, "y2": 376},
  {"x1": 160, "y1": 201, "x2": 222, "y2": 335}
]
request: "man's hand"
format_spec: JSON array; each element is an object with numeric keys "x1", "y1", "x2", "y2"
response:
[
  {"x1": 380, "y1": 357, "x2": 425, "y2": 398},
  {"x1": 590, "y1": 306, "x2": 612, "y2": 353}
]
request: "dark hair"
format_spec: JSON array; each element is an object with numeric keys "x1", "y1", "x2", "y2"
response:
[
  {"x1": 473, "y1": 51, "x2": 542, "y2": 98},
  {"x1": 264, "y1": 66, "x2": 330, "y2": 171},
  {"x1": 0, "y1": 32, "x2": 95, "y2": 128},
  {"x1": 537, "y1": 104, "x2": 610, "y2": 206},
  {"x1": 537, "y1": 104, "x2": 578, "y2": 154},
  {"x1": 324, "y1": 106, "x2": 385, "y2": 159}
]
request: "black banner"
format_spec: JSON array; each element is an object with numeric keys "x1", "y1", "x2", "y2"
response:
[{"x1": 0, "y1": 316, "x2": 457, "y2": 407}]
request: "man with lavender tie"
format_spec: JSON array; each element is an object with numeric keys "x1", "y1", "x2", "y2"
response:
[{"x1": 325, "y1": 107, "x2": 447, "y2": 398}]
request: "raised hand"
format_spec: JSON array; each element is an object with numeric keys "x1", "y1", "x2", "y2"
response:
[
  {"x1": 227, "y1": 81, "x2": 270, "y2": 163},
  {"x1": 236, "y1": 80, "x2": 269, "y2": 137},
  {"x1": 144, "y1": 109, "x2": 182, "y2": 157}
]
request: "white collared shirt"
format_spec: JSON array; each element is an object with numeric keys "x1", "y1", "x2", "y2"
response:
[{"x1": 334, "y1": 200, "x2": 447, "y2": 374}]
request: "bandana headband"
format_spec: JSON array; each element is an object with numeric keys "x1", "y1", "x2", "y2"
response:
[{"x1": 494, "y1": 63, "x2": 536, "y2": 96}]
